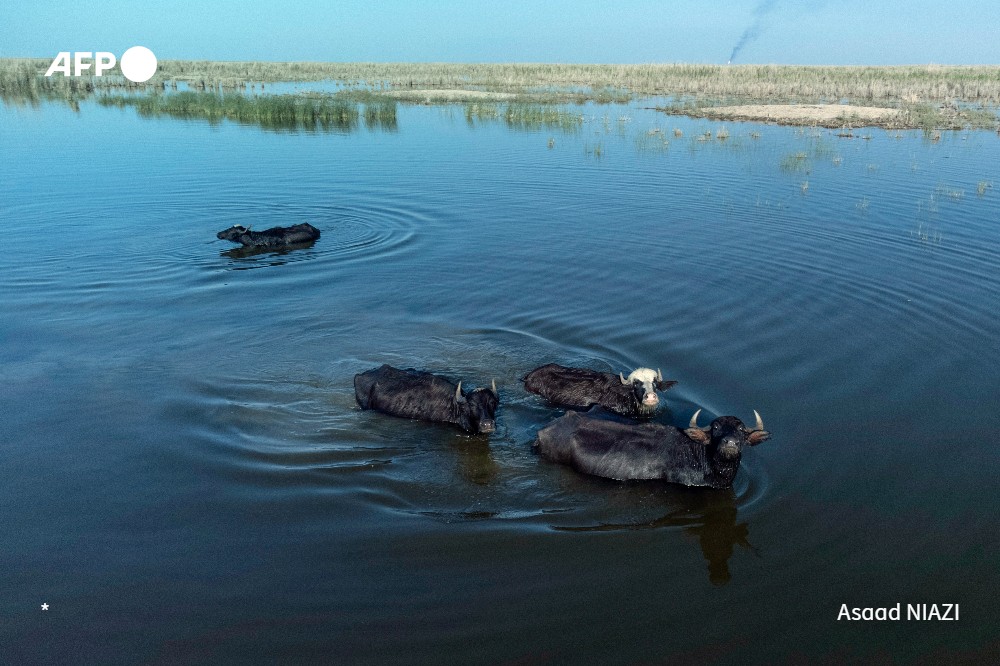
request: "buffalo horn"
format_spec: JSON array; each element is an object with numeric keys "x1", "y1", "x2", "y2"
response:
[
  {"x1": 491, "y1": 379, "x2": 498, "y2": 397},
  {"x1": 620, "y1": 372, "x2": 629, "y2": 385},
  {"x1": 753, "y1": 409, "x2": 765, "y2": 432},
  {"x1": 656, "y1": 368, "x2": 663, "y2": 381},
  {"x1": 455, "y1": 381, "x2": 465, "y2": 403},
  {"x1": 689, "y1": 409, "x2": 702, "y2": 429}
]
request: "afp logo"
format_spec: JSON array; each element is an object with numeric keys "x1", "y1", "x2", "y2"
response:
[{"x1": 45, "y1": 46, "x2": 157, "y2": 83}]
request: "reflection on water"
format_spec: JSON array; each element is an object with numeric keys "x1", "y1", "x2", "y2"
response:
[
  {"x1": 2, "y1": 95, "x2": 1000, "y2": 663},
  {"x1": 463, "y1": 102, "x2": 584, "y2": 132},
  {"x1": 221, "y1": 240, "x2": 319, "y2": 263},
  {"x1": 556, "y1": 489, "x2": 753, "y2": 586},
  {"x1": 98, "y1": 91, "x2": 398, "y2": 133},
  {"x1": 453, "y1": 437, "x2": 502, "y2": 486}
]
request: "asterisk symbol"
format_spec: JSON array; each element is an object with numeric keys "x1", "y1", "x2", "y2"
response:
[{"x1": 41, "y1": 603, "x2": 49, "y2": 611}]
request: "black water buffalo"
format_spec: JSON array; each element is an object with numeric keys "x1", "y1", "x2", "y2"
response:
[
  {"x1": 216, "y1": 223, "x2": 320, "y2": 247},
  {"x1": 533, "y1": 409, "x2": 770, "y2": 489},
  {"x1": 523, "y1": 363, "x2": 678, "y2": 417},
  {"x1": 354, "y1": 364, "x2": 499, "y2": 434}
]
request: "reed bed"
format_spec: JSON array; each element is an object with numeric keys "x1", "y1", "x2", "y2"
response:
[
  {"x1": 7, "y1": 58, "x2": 1000, "y2": 104},
  {"x1": 463, "y1": 102, "x2": 583, "y2": 131},
  {"x1": 5, "y1": 58, "x2": 999, "y2": 130},
  {"x1": 149, "y1": 61, "x2": 1000, "y2": 105},
  {"x1": 97, "y1": 91, "x2": 396, "y2": 132}
]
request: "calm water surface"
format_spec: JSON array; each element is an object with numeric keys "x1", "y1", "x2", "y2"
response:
[{"x1": 2, "y1": 98, "x2": 999, "y2": 664}]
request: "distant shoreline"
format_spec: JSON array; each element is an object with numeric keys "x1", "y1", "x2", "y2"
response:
[{"x1": 3, "y1": 59, "x2": 998, "y2": 131}]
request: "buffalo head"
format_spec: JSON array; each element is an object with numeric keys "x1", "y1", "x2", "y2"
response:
[
  {"x1": 216, "y1": 224, "x2": 251, "y2": 241},
  {"x1": 454, "y1": 379, "x2": 500, "y2": 434},
  {"x1": 684, "y1": 409, "x2": 770, "y2": 461},
  {"x1": 618, "y1": 367, "x2": 677, "y2": 414}
]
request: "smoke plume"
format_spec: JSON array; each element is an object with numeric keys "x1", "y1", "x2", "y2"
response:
[{"x1": 728, "y1": 0, "x2": 779, "y2": 64}]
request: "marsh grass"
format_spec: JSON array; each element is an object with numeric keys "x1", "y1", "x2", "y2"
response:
[
  {"x1": 634, "y1": 130, "x2": 670, "y2": 154},
  {"x1": 935, "y1": 185, "x2": 965, "y2": 200},
  {"x1": 584, "y1": 141, "x2": 604, "y2": 158},
  {"x1": 0, "y1": 59, "x2": 107, "y2": 105},
  {"x1": 809, "y1": 139, "x2": 839, "y2": 160},
  {"x1": 362, "y1": 102, "x2": 398, "y2": 130},
  {"x1": 97, "y1": 91, "x2": 384, "y2": 132},
  {"x1": 506, "y1": 104, "x2": 583, "y2": 130},
  {"x1": 130, "y1": 61, "x2": 1000, "y2": 105},
  {"x1": 780, "y1": 152, "x2": 810, "y2": 173},
  {"x1": 464, "y1": 102, "x2": 501, "y2": 123},
  {"x1": 912, "y1": 221, "x2": 943, "y2": 244},
  {"x1": 6, "y1": 58, "x2": 1000, "y2": 104},
  {"x1": 902, "y1": 101, "x2": 1000, "y2": 132},
  {"x1": 6, "y1": 58, "x2": 999, "y2": 131},
  {"x1": 662, "y1": 99, "x2": 998, "y2": 131},
  {"x1": 463, "y1": 102, "x2": 583, "y2": 131}
]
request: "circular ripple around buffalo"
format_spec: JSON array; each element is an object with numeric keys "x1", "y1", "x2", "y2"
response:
[
  {"x1": 213, "y1": 206, "x2": 422, "y2": 273},
  {"x1": 314, "y1": 207, "x2": 420, "y2": 264}
]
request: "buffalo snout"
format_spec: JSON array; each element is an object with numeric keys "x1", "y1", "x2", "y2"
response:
[{"x1": 718, "y1": 435, "x2": 742, "y2": 460}]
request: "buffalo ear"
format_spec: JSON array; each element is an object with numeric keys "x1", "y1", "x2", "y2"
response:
[
  {"x1": 747, "y1": 430, "x2": 771, "y2": 446},
  {"x1": 656, "y1": 379, "x2": 678, "y2": 391},
  {"x1": 684, "y1": 427, "x2": 710, "y2": 444}
]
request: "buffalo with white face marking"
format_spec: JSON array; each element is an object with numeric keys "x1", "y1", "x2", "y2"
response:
[
  {"x1": 533, "y1": 409, "x2": 770, "y2": 489},
  {"x1": 523, "y1": 363, "x2": 677, "y2": 417},
  {"x1": 354, "y1": 364, "x2": 499, "y2": 434},
  {"x1": 216, "y1": 223, "x2": 320, "y2": 247}
]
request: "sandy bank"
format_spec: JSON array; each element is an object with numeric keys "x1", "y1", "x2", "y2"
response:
[{"x1": 671, "y1": 103, "x2": 904, "y2": 128}]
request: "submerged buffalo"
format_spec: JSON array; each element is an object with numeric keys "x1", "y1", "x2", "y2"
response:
[
  {"x1": 523, "y1": 363, "x2": 678, "y2": 417},
  {"x1": 533, "y1": 409, "x2": 770, "y2": 489},
  {"x1": 216, "y1": 223, "x2": 320, "y2": 247},
  {"x1": 354, "y1": 364, "x2": 499, "y2": 434}
]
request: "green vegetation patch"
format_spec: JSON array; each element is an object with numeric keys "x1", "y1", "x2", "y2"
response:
[
  {"x1": 463, "y1": 102, "x2": 584, "y2": 131},
  {"x1": 98, "y1": 91, "x2": 396, "y2": 132}
]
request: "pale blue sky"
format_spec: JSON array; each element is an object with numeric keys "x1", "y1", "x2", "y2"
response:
[{"x1": 4, "y1": 0, "x2": 999, "y2": 65}]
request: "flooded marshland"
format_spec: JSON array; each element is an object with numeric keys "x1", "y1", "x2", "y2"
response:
[{"x1": 2, "y1": 94, "x2": 999, "y2": 663}]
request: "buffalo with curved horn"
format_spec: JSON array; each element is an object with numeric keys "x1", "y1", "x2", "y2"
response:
[
  {"x1": 354, "y1": 364, "x2": 499, "y2": 434},
  {"x1": 216, "y1": 223, "x2": 320, "y2": 248},
  {"x1": 533, "y1": 409, "x2": 770, "y2": 489},
  {"x1": 523, "y1": 363, "x2": 678, "y2": 417}
]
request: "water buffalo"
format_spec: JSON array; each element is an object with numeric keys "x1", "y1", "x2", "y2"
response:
[
  {"x1": 523, "y1": 363, "x2": 678, "y2": 417},
  {"x1": 354, "y1": 364, "x2": 499, "y2": 434},
  {"x1": 533, "y1": 409, "x2": 770, "y2": 489},
  {"x1": 216, "y1": 223, "x2": 320, "y2": 247}
]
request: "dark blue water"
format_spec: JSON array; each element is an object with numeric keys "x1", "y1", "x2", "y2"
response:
[{"x1": 2, "y1": 98, "x2": 999, "y2": 664}]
